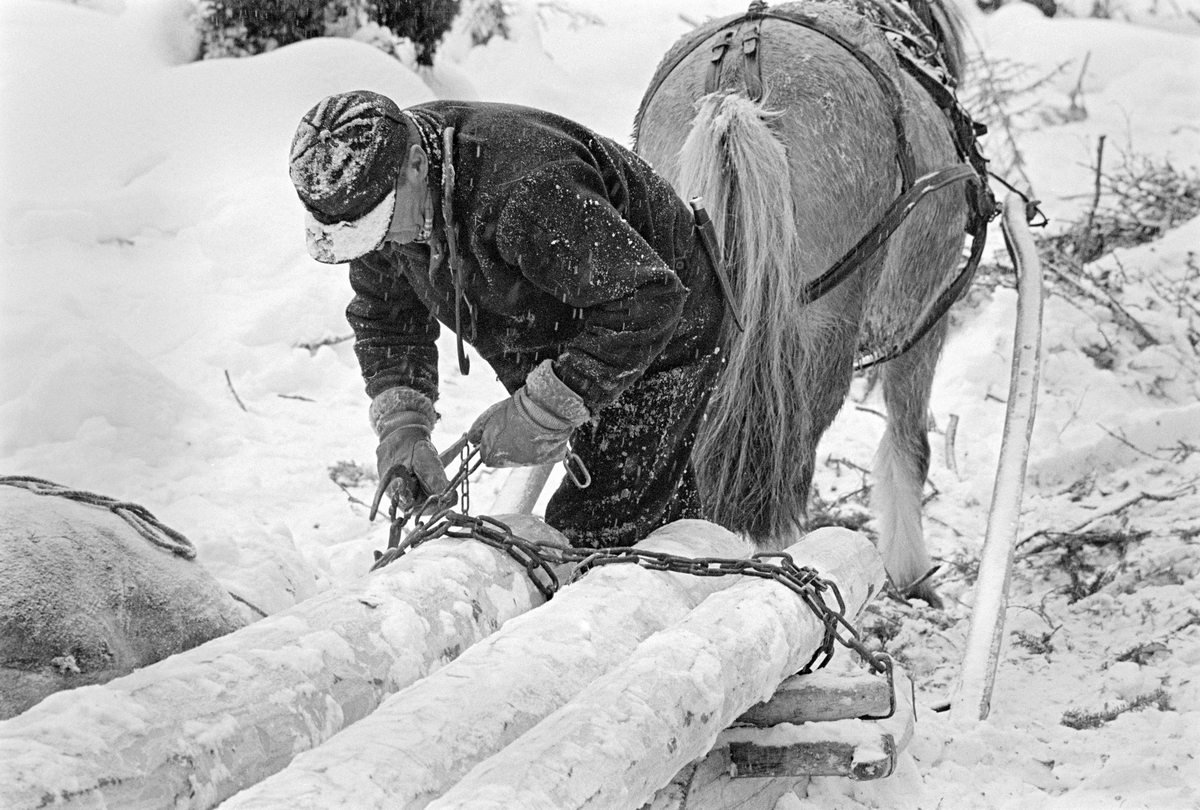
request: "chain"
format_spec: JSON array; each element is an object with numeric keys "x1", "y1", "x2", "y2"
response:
[{"x1": 371, "y1": 453, "x2": 891, "y2": 688}]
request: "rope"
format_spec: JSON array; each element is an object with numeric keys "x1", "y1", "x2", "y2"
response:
[{"x1": 0, "y1": 475, "x2": 197, "y2": 560}]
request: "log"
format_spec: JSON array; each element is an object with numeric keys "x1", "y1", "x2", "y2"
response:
[
  {"x1": 221, "y1": 519, "x2": 750, "y2": 810},
  {"x1": 424, "y1": 526, "x2": 886, "y2": 810},
  {"x1": 951, "y1": 193, "x2": 1045, "y2": 724},
  {"x1": 0, "y1": 515, "x2": 564, "y2": 810}
]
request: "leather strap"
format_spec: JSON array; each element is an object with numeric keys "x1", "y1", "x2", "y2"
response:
[
  {"x1": 637, "y1": 5, "x2": 917, "y2": 190},
  {"x1": 690, "y1": 197, "x2": 745, "y2": 333},
  {"x1": 441, "y1": 126, "x2": 472, "y2": 376},
  {"x1": 741, "y1": 19, "x2": 764, "y2": 102},
  {"x1": 705, "y1": 29, "x2": 735, "y2": 94},
  {"x1": 800, "y1": 163, "x2": 976, "y2": 304},
  {"x1": 855, "y1": 213, "x2": 988, "y2": 369}
]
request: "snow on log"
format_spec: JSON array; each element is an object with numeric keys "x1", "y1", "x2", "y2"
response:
[
  {"x1": 424, "y1": 526, "x2": 886, "y2": 810},
  {"x1": 0, "y1": 515, "x2": 564, "y2": 810},
  {"x1": 951, "y1": 193, "x2": 1045, "y2": 725},
  {"x1": 221, "y1": 519, "x2": 750, "y2": 810}
]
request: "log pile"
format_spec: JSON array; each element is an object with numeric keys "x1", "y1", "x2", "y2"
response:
[
  {"x1": 1, "y1": 514, "x2": 912, "y2": 810},
  {"x1": 0, "y1": 515, "x2": 564, "y2": 809}
]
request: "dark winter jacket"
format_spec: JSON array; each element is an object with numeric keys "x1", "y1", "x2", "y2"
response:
[{"x1": 345, "y1": 100, "x2": 718, "y2": 412}]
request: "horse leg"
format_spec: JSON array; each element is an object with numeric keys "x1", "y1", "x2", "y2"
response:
[{"x1": 873, "y1": 316, "x2": 948, "y2": 606}]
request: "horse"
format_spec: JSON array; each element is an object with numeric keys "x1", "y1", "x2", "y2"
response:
[{"x1": 633, "y1": 0, "x2": 991, "y2": 605}]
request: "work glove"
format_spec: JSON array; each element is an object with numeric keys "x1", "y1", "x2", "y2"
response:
[
  {"x1": 368, "y1": 387, "x2": 452, "y2": 520},
  {"x1": 467, "y1": 359, "x2": 591, "y2": 468}
]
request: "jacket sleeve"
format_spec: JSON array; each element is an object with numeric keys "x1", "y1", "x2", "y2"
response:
[
  {"x1": 492, "y1": 160, "x2": 687, "y2": 410},
  {"x1": 345, "y1": 248, "x2": 440, "y2": 402}
]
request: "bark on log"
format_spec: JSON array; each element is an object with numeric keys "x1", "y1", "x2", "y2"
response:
[
  {"x1": 0, "y1": 516, "x2": 563, "y2": 810},
  {"x1": 221, "y1": 519, "x2": 750, "y2": 810},
  {"x1": 424, "y1": 526, "x2": 886, "y2": 810}
]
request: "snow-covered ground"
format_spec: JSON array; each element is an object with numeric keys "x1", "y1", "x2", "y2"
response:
[{"x1": 1, "y1": 0, "x2": 1199, "y2": 807}]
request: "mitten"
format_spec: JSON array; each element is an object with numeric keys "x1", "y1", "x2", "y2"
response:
[
  {"x1": 467, "y1": 360, "x2": 591, "y2": 468},
  {"x1": 368, "y1": 387, "x2": 451, "y2": 519}
]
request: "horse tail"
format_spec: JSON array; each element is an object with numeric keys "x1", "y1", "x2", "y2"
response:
[{"x1": 677, "y1": 92, "x2": 815, "y2": 545}]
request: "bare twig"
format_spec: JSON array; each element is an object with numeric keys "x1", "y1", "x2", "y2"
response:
[
  {"x1": 1096, "y1": 423, "x2": 1161, "y2": 459},
  {"x1": 1067, "y1": 51, "x2": 1091, "y2": 115},
  {"x1": 945, "y1": 413, "x2": 960, "y2": 476},
  {"x1": 226, "y1": 590, "x2": 269, "y2": 619},
  {"x1": 1044, "y1": 261, "x2": 1159, "y2": 349},
  {"x1": 1018, "y1": 479, "x2": 1200, "y2": 549},
  {"x1": 277, "y1": 393, "x2": 316, "y2": 402},
  {"x1": 827, "y1": 456, "x2": 871, "y2": 475},
  {"x1": 295, "y1": 334, "x2": 353, "y2": 355},
  {"x1": 332, "y1": 480, "x2": 370, "y2": 508},
  {"x1": 1082, "y1": 134, "x2": 1106, "y2": 255},
  {"x1": 855, "y1": 405, "x2": 887, "y2": 420},
  {"x1": 224, "y1": 370, "x2": 248, "y2": 412}
]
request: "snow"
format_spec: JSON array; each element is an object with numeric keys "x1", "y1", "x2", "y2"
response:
[{"x1": 1, "y1": 0, "x2": 1199, "y2": 807}]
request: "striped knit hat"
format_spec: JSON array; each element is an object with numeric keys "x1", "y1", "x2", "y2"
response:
[{"x1": 289, "y1": 91, "x2": 409, "y2": 264}]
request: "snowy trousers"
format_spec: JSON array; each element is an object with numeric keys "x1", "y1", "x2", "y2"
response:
[{"x1": 545, "y1": 351, "x2": 724, "y2": 548}]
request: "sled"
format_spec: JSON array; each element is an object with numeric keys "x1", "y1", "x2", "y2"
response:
[{"x1": 0, "y1": 191, "x2": 1042, "y2": 809}]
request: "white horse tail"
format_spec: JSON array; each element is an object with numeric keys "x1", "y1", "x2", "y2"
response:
[{"x1": 678, "y1": 92, "x2": 817, "y2": 546}]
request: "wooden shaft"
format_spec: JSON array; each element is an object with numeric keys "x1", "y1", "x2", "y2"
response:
[{"x1": 951, "y1": 193, "x2": 1045, "y2": 724}]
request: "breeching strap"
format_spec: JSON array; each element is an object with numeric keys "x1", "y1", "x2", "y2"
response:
[
  {"x1": 669, "y1": 6, "x2": 917, "y2": 191},
  {"x1": 800, "y1": 163, "x2": 977, "y2": 304}
]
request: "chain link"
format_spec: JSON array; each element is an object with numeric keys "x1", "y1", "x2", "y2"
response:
[{"x1": 370, "y1": 453, "x2": 893, "y2": 690}]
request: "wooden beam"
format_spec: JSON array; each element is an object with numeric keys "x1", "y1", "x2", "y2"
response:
[
  {"x1": 736, "y1": 669, "x2": 892, "y2": 726},
  {"x1": 724, "y1": 666, "x2": 914, "y2": 781},
  {"x1": 0, "y1": 516, "x2": 565, "y2": 810},
  {"x1": 650, "y1": 665, "x2": 914, "y2": 808},
  {"x1": 423, "y1": 526, "x2": 886, "y2": 810},
  {"x1": 220, "y1": 520, "x2": 751, "y2": 810}
]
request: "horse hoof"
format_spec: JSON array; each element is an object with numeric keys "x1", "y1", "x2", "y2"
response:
[{"x1": 904, "y1": 580, "x2": 944, "y2": 609}]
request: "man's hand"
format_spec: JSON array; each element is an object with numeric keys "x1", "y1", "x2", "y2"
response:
[
  {"x1": 368, "y1": 388, "x2": 451, "y2": 520},
  {"x1": 468, "y1": 360, "x2": 591, "y2": 468}
]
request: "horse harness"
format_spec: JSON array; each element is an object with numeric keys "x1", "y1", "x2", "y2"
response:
[{"x1": 641, "y1": 0, "x2": 998, "y2": 369}]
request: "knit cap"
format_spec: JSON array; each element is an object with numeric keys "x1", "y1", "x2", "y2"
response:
[{"x1": 289, "y1": 90, "x2": 409, "y2": 263}]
